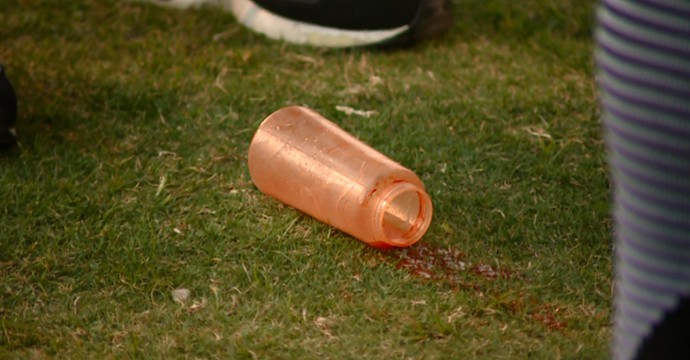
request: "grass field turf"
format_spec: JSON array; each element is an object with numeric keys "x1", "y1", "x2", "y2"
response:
[{"x1": 1, "y1": 0, "x2": 610, "y2": 358}]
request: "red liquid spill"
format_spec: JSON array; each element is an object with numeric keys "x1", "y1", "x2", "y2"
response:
[
  {"x1": 395, "y1": 243, "x2": 467, "y2": 282},
  {"x1": 394, "y1": 243, "x2": 515, "y2": 285},
  {"x1": 531, "y1": 304, "x2": 568, "y2": 331},
  {"x1": 391, "y1": 243, "x2": 565, "y2": 331},
  {"x1": 471, "y1": 262, "x2": 515, "y2": 279}
]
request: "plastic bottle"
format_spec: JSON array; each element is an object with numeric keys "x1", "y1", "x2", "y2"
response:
[{"x1": 247, "y1": 106, "x2": 433, "y2": 248}]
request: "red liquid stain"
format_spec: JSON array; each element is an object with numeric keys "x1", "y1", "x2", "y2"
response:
[
  {"x1": 395, "y1": 243, "x2": 466, "y2": 280},
  {"x1": 390, "y1": 244, "x2": 565, "y2": 332},
  {"x1": 471, "y1": 262, "x2": 515, "y2": 280},
  {"x1": 530, "y1": 304, "x2": 568, "y2": 331},
  {"x1": 496, "y1": 299, "x2": 568, "y2": 332},
  {"x1": 392, "y1": 243, "x2": 517, "y2": 288},
  {"x1": 472, "y1": 263, "x2": 498, "y2": 278}
]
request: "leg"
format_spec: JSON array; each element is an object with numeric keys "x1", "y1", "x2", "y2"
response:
[{"x1": 595, "y1": 0, "x2": 690, "y2": 358}]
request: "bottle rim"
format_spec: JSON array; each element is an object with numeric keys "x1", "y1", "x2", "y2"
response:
[{"x1": 371, "y1": 181, "x2": 433, "y2": 247}]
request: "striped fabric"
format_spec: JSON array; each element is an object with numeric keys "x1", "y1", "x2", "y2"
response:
[{"x1": 595, "y1": 0, "x2": 690, "y2": 358}]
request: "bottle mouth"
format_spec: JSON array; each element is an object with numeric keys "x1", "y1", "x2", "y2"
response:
[{"x1": 373, "y1": 181, "x2": 433, "y2": 247}]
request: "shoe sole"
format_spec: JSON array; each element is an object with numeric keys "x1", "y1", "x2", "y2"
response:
[{"x1": 230, "y1": 0, "x2": 452, "y2": 48}]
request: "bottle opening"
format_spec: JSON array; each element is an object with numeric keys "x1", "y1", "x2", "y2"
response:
[
  {"x1": 383, "y1": 190, "x2": 420, "y2": 238},
  {"x1": 376, "y1": 183, "x2": 432, "y2": 247}
]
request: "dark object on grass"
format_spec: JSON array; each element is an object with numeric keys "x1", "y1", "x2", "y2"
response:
[
  {"x1": 230, "y1": 0, "x2": 454, "y2": 48},
  {"x1": 0, "y1": 64, "x2": 18, "y2": 147},
  {"x1": 636, "y1": 296, "x2": 690, "y2": 360}
]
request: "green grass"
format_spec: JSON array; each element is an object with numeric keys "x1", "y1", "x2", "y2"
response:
[{"x1": 1, "y1": 0, "x2": 610, "y2": 358}]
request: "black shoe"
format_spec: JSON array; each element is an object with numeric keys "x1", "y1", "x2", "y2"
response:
[
  {"x1": 0, "y1": 64, "x2": 18, "y2": 147},
  {"x1": 229, "y1": 0, "x2": 453, "y2": 48}
]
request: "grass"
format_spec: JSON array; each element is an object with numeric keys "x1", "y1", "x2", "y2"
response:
[{"x1": 1, "y1": 0, "x2": 610, "y2": 358}]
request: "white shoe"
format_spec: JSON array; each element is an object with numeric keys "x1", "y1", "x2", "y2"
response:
[{"x1": 147, "y1": 0, "x2": 228, "y2": 10}]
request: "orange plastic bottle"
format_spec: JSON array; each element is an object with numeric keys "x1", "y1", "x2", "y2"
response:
[{"x1": 247, "y1": 106, "x2": 433, "y2": 248}]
